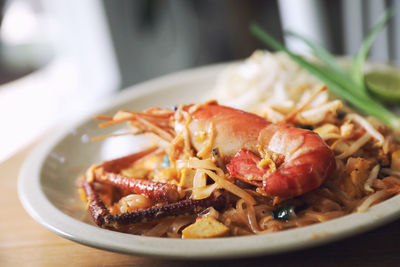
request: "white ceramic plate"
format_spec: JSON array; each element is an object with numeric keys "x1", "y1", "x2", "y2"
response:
[{"x1": 18, "y1": 63, "x2": 400, "y2": 260}]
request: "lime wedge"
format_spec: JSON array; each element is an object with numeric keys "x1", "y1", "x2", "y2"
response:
[{"x1": 365, "y1": 70, "x2": 400, "y2": 103}]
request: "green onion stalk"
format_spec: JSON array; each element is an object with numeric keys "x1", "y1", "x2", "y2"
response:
[{"x1": 250, "y1": 8, "x2": 400, "y2": 130}]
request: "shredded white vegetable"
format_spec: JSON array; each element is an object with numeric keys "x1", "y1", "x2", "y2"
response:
[
  {"x1": 345, "y1": 113, "x2": 384, "y2": 146},
  {"x1": 364, "y1": 164, "x2": 380, "y2": 193},
  {"x1": 263, "y1": 106, "x2": 285, "y2": 123},
  {"x1": 177, "y1": 158, "x2": 224, "y2": 176},
  {"x1": 319, "y1": 133, "x2": 343, "y2": 141},
  {"x1": 214, "y1": 50, "x2": 322, "y2": 114},
  {"x1": 297, "y1": 100, "x2": 342, "y2": 125},
  {"x1": 203, "y1": 169, "x2": 256, "y2": 206},
  {"x1": 336, "y1": 134, "x2": 371, "y2": 159},
  {"x1": 357, "y1": 190, "x2": 388, "y2": 213}
]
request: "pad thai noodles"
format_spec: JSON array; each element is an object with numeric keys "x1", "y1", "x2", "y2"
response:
[{"x1": 79, "y1": 51, "x2": 400, "y2": 238}]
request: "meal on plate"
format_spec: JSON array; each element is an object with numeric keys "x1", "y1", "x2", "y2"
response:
[{"x1": 79, "y1": 11, "x2": 400, "y2": 238}]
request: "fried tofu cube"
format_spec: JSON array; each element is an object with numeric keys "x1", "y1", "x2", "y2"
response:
[
  {"x1": 391, "y1": 150, "x2": 400, "y2": 171},
  {"x1": 182, "y1": 217, "x2": 229, "y2": 239},
  {"x1": 179, "y1": 167, "x2": 195, "y2": 188}
]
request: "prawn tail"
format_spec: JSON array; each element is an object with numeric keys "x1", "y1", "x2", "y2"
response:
[
  {"x1": 227, "y1": 127, "x2": 336, "y2": 197},
  {"x1": 264, "y1": 144, "x2": 336, "y2": 197},
  {"x1": 226, "y1": 149, "x2": 266, "y2": 187}
]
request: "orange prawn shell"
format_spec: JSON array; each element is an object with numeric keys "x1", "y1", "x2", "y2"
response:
[
  {"x1": 189, "y1": 104, "x2": 269, "y2": 161},
  {"x1": 188, "y1": 103, "x2": 336, "y2": 197},
  {"x1": 259, "y1": 124, "x2": 336, "y2": 196}
]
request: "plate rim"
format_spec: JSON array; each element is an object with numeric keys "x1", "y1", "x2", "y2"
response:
[{"x1": 17, "y1": 62, "x2": 400, "y2": 260}]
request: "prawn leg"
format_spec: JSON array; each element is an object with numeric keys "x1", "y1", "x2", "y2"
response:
[
  {"x1": 106, "y1": 190, "x2": 226, "y2": 228},
  {"x1": 81, "y1": 181, "x2": 110, "y2": 227},
  {"x1": 81, "y1": 180, "x2": 226, "y2": 228},
  {"x1": 94, "y1": 171, "x2": 179, "y2": 202},
  {"x1": 89, "y1": 148, "x2": 179, "y2": 202}
]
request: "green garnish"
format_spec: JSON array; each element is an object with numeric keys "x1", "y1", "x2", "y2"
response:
[
  {"x1": 352, "y1": 9, "x2": 394, "y2": 92},
  {"x1": 336, "y1": 111, "x2": 347, "y2": 120},
  {"x1": 365, "y1": 70, "x2": 400, "y2": 103},
  {"x1": 162, "y1": 154, "x2": 170, "y2": 168},
  {"x1": 286, "y1": 31, "x2": 342, "y2": 73},
  {"x1": 272, "y1": 206, "x2": 295, "y2": 220},
  {"x1": 296, "y1": 124, "x2": 313, "y2": 131},
  {"x1": 250, "y1": 9, "x2": 400, "y2": 129}
]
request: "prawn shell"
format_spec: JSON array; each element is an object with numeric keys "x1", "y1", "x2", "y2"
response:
[
  {"x1": 258, "y1": 124, "x2": 336, "y2": 197},
  {"x1": 189, "y1": 104, "x2": 269, "y2": 162}
]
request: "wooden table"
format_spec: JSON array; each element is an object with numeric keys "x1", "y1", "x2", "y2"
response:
[{"x1": 2, "y1": 142, "x2": 400, "y2": 266}]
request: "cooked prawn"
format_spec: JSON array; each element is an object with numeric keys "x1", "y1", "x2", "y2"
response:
[{"x1": 98, "y1": 101, "x2": 336, "y2": 197}]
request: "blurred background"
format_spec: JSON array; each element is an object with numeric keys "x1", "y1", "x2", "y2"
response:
[{"x1": 0, "y1": 0, "x2": 398, "y2": 162}]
